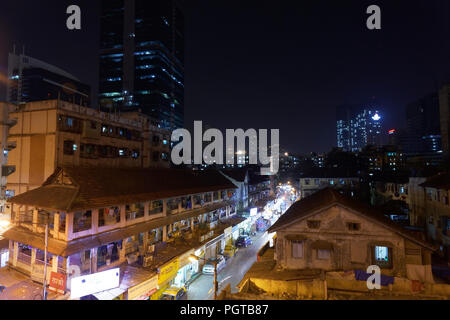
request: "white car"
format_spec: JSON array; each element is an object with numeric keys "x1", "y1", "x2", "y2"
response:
[{"x1": 202, "y1": 256, "x2": 226, "y2": 275}]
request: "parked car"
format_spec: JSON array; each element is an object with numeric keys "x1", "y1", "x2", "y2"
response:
[
  {"x1": 202, "y1": 255, "x2": 226, "y2": 275},
  {"x1": 236, "y1": 235, "x2": 253, "y2": 248},
  {"x1": 160, "y1": 286, "x2": 187, "y2": 300}
]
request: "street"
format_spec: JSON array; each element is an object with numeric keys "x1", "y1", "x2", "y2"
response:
[{"x1": 187, "y1": 230, "x2": 271, "y2": 300}]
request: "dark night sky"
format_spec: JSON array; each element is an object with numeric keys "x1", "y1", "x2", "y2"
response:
[{"x1": 1, "y1": 0, "x2": 450, "y2": 154}]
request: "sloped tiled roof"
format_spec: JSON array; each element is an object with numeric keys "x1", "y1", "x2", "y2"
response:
[
  {"x1": 9, "y1": 167, "x2": 237, "y2": 212},
  {"x1": 420, "y1": 172, "x2": 450, "y2": 190},
  {"x1": 221, "y1": 168, "x2": 248, "y2": 182},
  {"x1": 268, "y1": 188, "x2": 435, "y2": 251}
]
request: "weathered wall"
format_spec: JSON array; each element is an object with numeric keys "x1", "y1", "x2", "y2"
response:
[{"x1": 275, "y1": 205, "x2": 424, "y2": 277}]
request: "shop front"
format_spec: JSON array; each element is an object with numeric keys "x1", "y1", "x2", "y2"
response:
[
  {"x1": 127, "y1": 275, "x2": 158, "y2": 300},
  {"x1": 151, "y1": 258, "x2": 179, "y2": 300},
  {"x1": 173, "y1": 249, "x2": 198, "y2": 288},
  {"x1": 223, "y1": 227, "x2": 236, "y2": 258},
  {"x1": 204, "y1": 234, "x2": 224, "y2": 261},
  {"x1": 0, "y1": 248, "x2": 9, "y2": 268}
]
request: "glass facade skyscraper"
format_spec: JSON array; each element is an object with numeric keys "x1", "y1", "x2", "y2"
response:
[
  {"x1": 7, "y1": 53, "x2": 91, "y2": 106},
  {"x1": 336, "y1": 105, "x2": 383, "y2": 152},
  {"x1": 99, "y1": 0, "x2": 184, "y2": 131}
]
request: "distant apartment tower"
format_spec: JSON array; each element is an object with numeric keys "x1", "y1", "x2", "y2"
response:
[
  {"x1": 402, "y1": 93, "x2": 441, "y2": 154},
  {"x1": 7, "y1": 52, "x2": 90, "y2": 106},
  {"x1": 439, "y1": 83, "x2": 450, "y2": 155},
  {"x1": 336, "y1": 104, "x2": 383, "y2": 152},
  {"x1": 99, "y1": 0, "x2": 184, "y2": 131}
]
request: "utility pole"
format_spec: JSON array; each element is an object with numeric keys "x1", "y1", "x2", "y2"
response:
[
  {"x1": 213, "y1": 261, "x2": 218, "y2": 300},
  {"x1": 42, "y1": 221, "x2": 49, "y2": 300}
]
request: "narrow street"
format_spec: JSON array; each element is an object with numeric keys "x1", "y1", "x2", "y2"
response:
[{"x1": 187, "y1": 230, "x2": 272, "y2": 300}]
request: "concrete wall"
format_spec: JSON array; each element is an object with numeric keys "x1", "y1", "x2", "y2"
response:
[{"x1": 247, "y1": 277, "x2": 327, "y2": 299}]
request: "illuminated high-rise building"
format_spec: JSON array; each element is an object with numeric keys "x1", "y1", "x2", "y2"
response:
[
  {"x1": 336, "y1": 104, "x2": 383, "y2": 152},
  {"x1": 99, "y1": 0, "x2": 184, "y2": 131}
]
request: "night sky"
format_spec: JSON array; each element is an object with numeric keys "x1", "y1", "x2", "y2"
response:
[{"x1": 1, "y1": 0, "x2": 450, "y2": 154}]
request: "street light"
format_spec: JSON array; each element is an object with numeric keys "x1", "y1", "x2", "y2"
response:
[{"x1": 189, "y1": 255, "x2": 218, "y2": 300}]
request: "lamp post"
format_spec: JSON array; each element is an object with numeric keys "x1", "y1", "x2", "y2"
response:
[
  {"x1": 189, "y1": 255, "x2": 218, "y2": 300},
  {"x1": 42, "y1": 222, "x2": 49, "y2": 300}
]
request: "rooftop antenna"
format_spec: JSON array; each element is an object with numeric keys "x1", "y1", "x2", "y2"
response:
[
  {"x1": 13, "y1": 43, "x2": 16, "y2": 54},
  {"x1": 22, "y1": 45, "x2": 25, "y2": 55}
]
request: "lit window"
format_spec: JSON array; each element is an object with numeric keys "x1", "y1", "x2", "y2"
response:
[
  {"x1": 373, "y1": 246, "x2": 392, "y2": 268},
  {"x1": 317, "y1": 249, "x2": 331, "y2": 260}
]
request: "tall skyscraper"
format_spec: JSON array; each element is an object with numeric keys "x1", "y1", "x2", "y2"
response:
[
  {"x1": 403, "y1": 93, "x2": 441, "y2": 154},
  {"x1": 99, "y1": 0, "x2": 184, "y2": 131},
  {"x1": 336, "y1": 104, "x2": 383, "y2": 152},
  {"x1": 439, "y1": 84, "x2": 450, "y2": 155},
  {"x1": 7, "y1": 52, "x2": 90, "y2": 106}
]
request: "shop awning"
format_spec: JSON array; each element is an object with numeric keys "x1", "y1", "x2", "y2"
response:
[
  {"x1": 311, "y1": 240, "x2": 334, "y2": 251},
  {"x1": 92, "y1": 287, "x2": 126, "y2": 300}
]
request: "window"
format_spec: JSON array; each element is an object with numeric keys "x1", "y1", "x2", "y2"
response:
[
  {"x1": 304, "y1": 179, "x2": 310, "y2": 185},
  {"x1": 150, "y1": 200, "x2": 163, "y2": 214},
  {"x1": 126, "y1": 203, "x2": 145, "y2": 220},
  {"x1": 307, "y1": 220, "x2": 321, "y2": 229},
  {"x1": 132, "y1": 150, "x2": 140, "y2": 159},
  {"x1": 73, "y1": 211, "x2": 92, "y2": 233},
  {"x1": 97, "y1": 242, "x2": 120, "y2": 268},
  {"x1": 347, "y1": 222, "x2": 361, "y2": 231},
  {"x1": 317, "y1": 249, "x2": 331, "y2": 260},
  {"x1": 118, "y1": 148, "x2": 129, "y2": 157},
  {"x1": 373, "y1": 246, "x2": 392, "y2": 268},
  {"x1": 99, "y1": 207, "x2": 120, "y2": 227},
  {"x1": 291, "y1": 241, "x2": 304, "y2": 259},
  {"x1": 63, "y1": 140, "x2": 75, "y2": 155}
]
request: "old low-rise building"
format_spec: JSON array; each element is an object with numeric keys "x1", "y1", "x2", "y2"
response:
[
  {"x1": 268, "y1": 188, "x2": 435, "y2": 280},
  {"x1": 229, "y1": 188, "x2": 449, "y2": 300},
  {"x1": 3, "y1": 167, "x2": 239, "y2": 299},
  {"x1": 220, "y1": 168, "x2": 249, "y2": 213},
  {"x1": 248, "y1": 173, "x2": 272, "y2": 208},
  {"x1": 6, "y1": 99, "x2": 171, "y2": 198},
  {"x1": 414, "y1": 173, "x2": 450, "y2": 262},
  {"x1": 299, "y1": 176, "x2": 359, "y2": 199}
]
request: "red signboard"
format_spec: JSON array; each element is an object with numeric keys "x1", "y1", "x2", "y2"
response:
[{"x1": 49, "y1": 272, "x2": 66, "y2": 295}]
